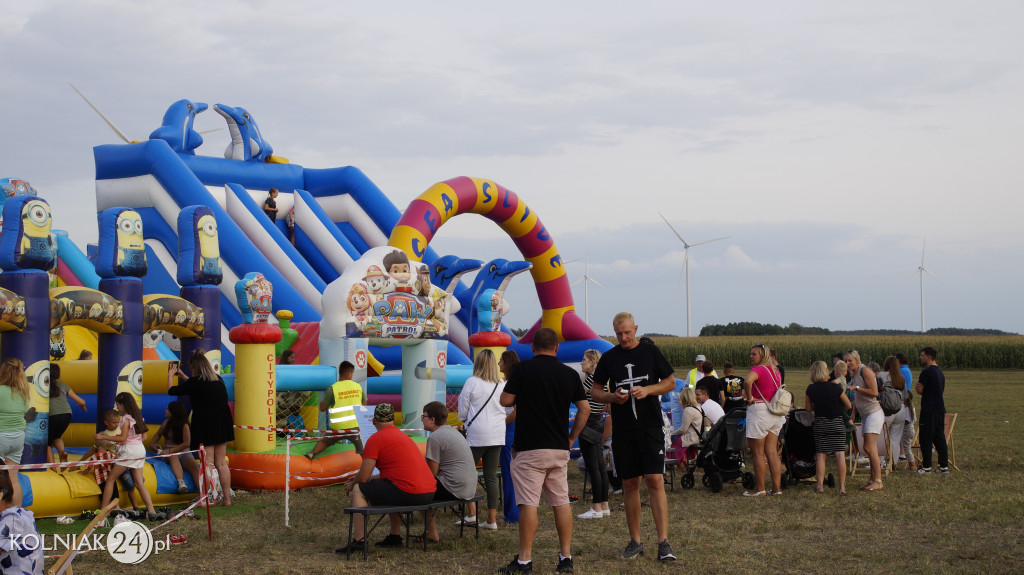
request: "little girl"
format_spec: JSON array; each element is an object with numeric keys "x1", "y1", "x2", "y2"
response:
[
  {"x1": 98, "y1": 393, "x2": 159, "y2": 521},
  {"x1": 148, "y1": 401, "x2": 200, "y2": 494},
  {"x1": 80, "y1": 409, "x2": 142, "y2": 515}
]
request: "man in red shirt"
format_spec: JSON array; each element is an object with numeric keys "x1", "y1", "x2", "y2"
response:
[{"x1": 338, "y1": 403, "x2": 436, "y2": 553}]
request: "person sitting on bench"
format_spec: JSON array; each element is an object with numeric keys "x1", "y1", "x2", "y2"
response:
[
  {"x1": 421, "y1": 400, "x2": 478, "y2": 543},
  {"x1": 338, "y1": 403, "x2": 435, "y2": 554}
]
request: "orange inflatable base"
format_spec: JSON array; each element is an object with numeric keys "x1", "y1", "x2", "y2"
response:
[{"x1": 228, "y1": 441, "x2": 428, "y2": 491}]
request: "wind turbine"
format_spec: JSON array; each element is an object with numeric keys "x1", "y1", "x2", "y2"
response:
[
  {"x1": 570, "y1": 250, "x2": 603, "y2": 326},
  {"x1": 658, "y1": 212, "x2": 729, "y2": 338},
  {"x1": 902, "y1": 239, "x2": 940, "y2": 332}
]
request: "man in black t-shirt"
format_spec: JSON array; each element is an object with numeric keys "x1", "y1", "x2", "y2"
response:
[
  {"x1": 698, "y1": 361, "x2": 725, "y2": 407},
  {"x1": 591, "y1": 312, "x2": 677, "y2": 562},
  {"x1": 914, "y1": 346, "x2": 949, "y2": 473},
  {"x1": 498, "y1": 328, "x2": 589, "y2": 574}
]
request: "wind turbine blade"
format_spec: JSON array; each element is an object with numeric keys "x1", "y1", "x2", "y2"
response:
[
  {"x1": 571, "y1": 277, "x2": 585, "y2": 286},
  {"x1": 590, "y1": 278, "x2": 604, "y2": 289},
  {"x1": 658, "y1": 212, "x2": 688, "y2": 246},
  {"x1": 198, "y1": 128, "x2": 222, "y2": 135},
  {"x1": 924, "y1": 269, "x2": 941, "y2": 282},
  {"x1": 688, "y1": 236, "x2": 730, "y2": 247},
  {"x1": 68, "y1": 82, "x2": 131, "y2": 143},
  {"x1": 901, "y1": 269, "x2": 921, "y2": 280},
  {"x1": 921, "y1": 238, "x2": 927, "y2": 267}
]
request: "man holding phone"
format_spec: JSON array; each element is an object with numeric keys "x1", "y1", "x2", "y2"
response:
[{"x1": 590, "y1": 312, "x2": 677, "y2": 562}]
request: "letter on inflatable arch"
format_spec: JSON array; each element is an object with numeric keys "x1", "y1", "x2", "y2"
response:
[{"x1": 229, "y1": 273, "x2": 282, "y2": 452}]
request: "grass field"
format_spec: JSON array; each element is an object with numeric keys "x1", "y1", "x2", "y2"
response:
[{"x1": 40, "y1": 369, "x2": 1024, "y2": 574}]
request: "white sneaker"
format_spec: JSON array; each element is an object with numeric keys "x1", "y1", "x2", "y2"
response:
[
  {"x1": 454, "y1": 516, "x2": 477, "y2": 526},
  {"x1": 576, "y1": 509, "x2": 603, "y2": 519},
  {"x1": 479, "y1": 521, "x2": 498, "y2": 530},
  {"x1": 601, "y1": 509, "x2": 611, "y2": 517},
  {"x1": 177, "y1": 480, "x2": 188, "y2": 494}
]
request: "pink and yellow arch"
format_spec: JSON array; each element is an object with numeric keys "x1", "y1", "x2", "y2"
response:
[{"x1": 387, "y1": 176, "x2": 598, "y2": 343}]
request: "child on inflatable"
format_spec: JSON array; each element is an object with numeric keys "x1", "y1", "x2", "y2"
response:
[
  {"x1": 79, "y1": 409, "x2": 143, "y2": 516},
  {"x1": 97, "y1": 394, "x2": 163, "y2": 521},
  {"x1": 148, "y1": 401, "x2": 200, "y2": 494}
]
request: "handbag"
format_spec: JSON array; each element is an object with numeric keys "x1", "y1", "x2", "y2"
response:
[
  {"x1": 579, "y1": 424, "x2": 603, "y2": 444},
  {"x1": 754, "y1": 367, "x2": 792, "y2": 416},
  {"x1": 461, "y1": 382, "x2": 499, "y2": 438}
]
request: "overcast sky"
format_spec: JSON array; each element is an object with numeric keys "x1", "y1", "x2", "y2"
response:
[{"x1": 2, "y1": 1, "x2": 1021, "y2": 336}]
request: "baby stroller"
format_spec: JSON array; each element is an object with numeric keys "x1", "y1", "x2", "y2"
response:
[
  {"x1": 680, "y1": 406, "x2": 754, "y2": 493},
  {"x1": 780, "y1": 409, "x2": 835, "y2": 489}
]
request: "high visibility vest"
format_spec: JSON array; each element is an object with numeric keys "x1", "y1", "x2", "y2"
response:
[
  {"x1": 328, "y1": 380, "x2": 363, "y2": 430},
  {"x1": 686, "y1": 369, "x2": 718, "y2": 389}
]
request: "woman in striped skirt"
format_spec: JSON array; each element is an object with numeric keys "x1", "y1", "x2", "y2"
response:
[{"x1": 804, "y1": 361, "x2": 853, "y2": 494}]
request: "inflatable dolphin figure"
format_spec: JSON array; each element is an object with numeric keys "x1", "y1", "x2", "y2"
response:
[
  {"x1": 213, "y1": 103, "x2": 274, "y2": 162},
  {"x1": 430, "y1": 255, "x2": 483, "y2": 293},
  {"x1": 462, "y1": 259, "x2": 532, "y2": 334},
  {"x1": 148, "y1": 100, "x2": 207, "y2": 154}
]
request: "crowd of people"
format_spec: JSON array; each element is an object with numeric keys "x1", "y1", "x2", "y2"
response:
[{"x1": 337, "y1": 312, "x2": 952, "y2": 572}]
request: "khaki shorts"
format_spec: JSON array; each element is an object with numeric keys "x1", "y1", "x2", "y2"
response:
[
  {"x1": 0, "y1": 431, "x2": 24, "y2": 464},
  {"x1": 745, "y1": 402, "x2": 785, "y2": 440},
  {"x1": 510, "y1": 449, "x2": 570, "y2": 507}
]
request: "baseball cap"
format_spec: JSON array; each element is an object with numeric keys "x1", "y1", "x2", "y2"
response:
[
  {"x1": 373, "y1": 403, "x2": 395, "y2": 422},
  {"x1": 696, "y1": 354, "x2": 706, "y2": 361}
]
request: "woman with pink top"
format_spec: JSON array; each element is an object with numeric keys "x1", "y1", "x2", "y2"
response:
[{"x1": 742, "y1": 344, "x2": 785, "y2": 496}]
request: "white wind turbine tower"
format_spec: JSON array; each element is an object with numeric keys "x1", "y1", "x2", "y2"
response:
[
  {"x1": 571, "y1": 250, "x2": 603, "y2": 327},
  {"x1": 902, "y1": 239, "x2": 940, "y2": 333},
  {"x1": 659, "y1": 212, "x2": 729, "y2": 338}
]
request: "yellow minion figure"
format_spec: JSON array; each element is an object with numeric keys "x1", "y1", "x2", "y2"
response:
[
  {"x1": 19, "y1": 199, "x2": 54, "y2": 269},
  {"x1": 115, "y1": 210, "x2": 146, "y2": 276},
  {"x1": 116, "y1": 360, "x2": 144, "y2": 404},
  {"x1": 23, "y1": 360, "x2": 50, "y2": 457},
  {"x1": 197, "y1": 214, "x2": 222, "y2": 283}
]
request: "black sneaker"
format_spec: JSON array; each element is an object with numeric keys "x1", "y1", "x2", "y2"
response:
[
  {"x1": 556, "y1": 556, "x2": 573, "y2": 573},
  {"x1": 497, "y1": 555, "x2": 533, "y2": 574},
  {"x1": 375, "y1": 534, "x2": 403, "y2": 548},
  {"x1": 658, "y1": 540, "x2": 677, "y2": 561},
  {"x1": 335, "y1": 539, "x2": 366, "y2": 554},
  {"x1": 622, "y1": 540, "x2": 644, "y2": 559}
]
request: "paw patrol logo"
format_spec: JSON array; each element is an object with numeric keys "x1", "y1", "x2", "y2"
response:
[
  {"x1": 354, "y1": 350, "x2": 366, "y2": 370},
  {"x1": 371, "y1": 292, "x2": 431, "y2": 338},
  {"x1": 436, "y1": 351, "x2": 447, "y2": 369}
]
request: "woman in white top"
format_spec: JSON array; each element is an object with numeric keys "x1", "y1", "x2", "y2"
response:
[
  {"x1": 845, "y1": 350, "x2": 883, "y2": 491},
  {"x1": 670, "y1": 388, "x2": 704, "y2": 472},
  {"x1": 457, "y1": 349, "x2": 505, "y2": 529}
]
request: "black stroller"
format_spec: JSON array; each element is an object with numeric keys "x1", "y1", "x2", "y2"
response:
[
  {"x1": 680, "y1": 407, "x2": 754, "y2": 493},
  {"x1": 779, "y1": 408, "x2": 835, "y2": 489}
]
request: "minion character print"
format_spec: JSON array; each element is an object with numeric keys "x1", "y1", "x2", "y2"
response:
[
  {"x1": 115, "y1": 210, "x2": 147, "y2": 276},
  {"x1": 19, "y1": 199, "x2": 56, "y2": 270},
  {"x1": 23, "y1": 360, "x2": 50, "y2": 458},
  {"x1": 197, "y1": 213, "x2": 222, "y2": 284}
]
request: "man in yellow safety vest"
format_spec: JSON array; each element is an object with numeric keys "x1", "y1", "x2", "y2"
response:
[{"x1": 306, "y1": 361, "x2": 365, "y2": 459}]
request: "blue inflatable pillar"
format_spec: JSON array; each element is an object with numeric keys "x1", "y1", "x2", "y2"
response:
[
  {"x1": 97, "y1": 277, "x2": 143, "y2": 429},
  {"x1": 179, "y1": 285, "x2": 222, "y2": 370},
  {"x1": 0, "y1": 271, "x2": 50, "y2": 465}
]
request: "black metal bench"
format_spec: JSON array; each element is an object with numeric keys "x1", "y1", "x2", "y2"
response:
[{"x1": 342, "y1": 492, "x2": 485, "y2": 559}]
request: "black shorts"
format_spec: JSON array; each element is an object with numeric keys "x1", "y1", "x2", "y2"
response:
[
  {"x1": 48, "y1": 413, "x2": 73, "y2": 445},
  {"x1": 612, "y1": 427, "x2": 665, "y2": 479},
  {"x1": 360, "y1": 478, "x2": 434, "y2": 507},
  {"x1": 434, "y1": 479, "x2": 457, "y2": 502}
]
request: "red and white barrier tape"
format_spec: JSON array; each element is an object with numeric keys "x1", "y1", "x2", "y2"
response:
[{"x1": 0, "y1": 448, "x2": 204, "y2": 471}]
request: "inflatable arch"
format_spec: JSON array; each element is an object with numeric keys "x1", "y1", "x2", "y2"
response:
[{"x1": 388, "y1": 176, "x2": 600, "y2": 343}]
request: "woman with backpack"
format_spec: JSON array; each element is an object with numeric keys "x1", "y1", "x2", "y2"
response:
[{"x1": 879, "y1": 356, "x2": 907, "y2": 472}]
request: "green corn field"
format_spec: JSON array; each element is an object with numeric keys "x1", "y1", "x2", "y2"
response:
[{"x1": 639, "y1": 335, "x2": 1024, "y2": 370}]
